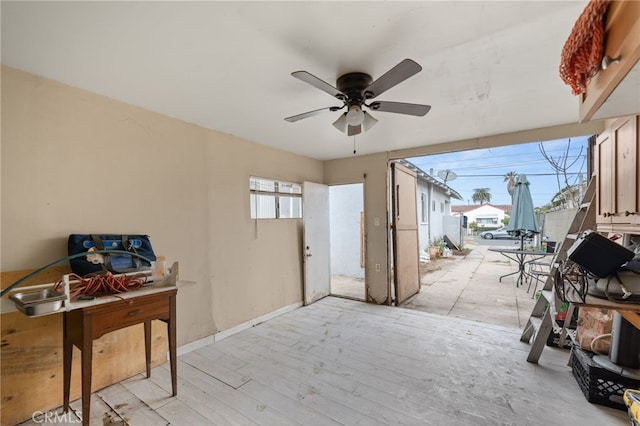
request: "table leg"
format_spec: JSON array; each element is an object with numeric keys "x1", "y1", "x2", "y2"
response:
[
  {"x1": 144, "y1": 321, "x2": 152, "y2": 378},
  {"x1": 81, "y1": 329, "x2": 93, "y2": 426},
  {"x1": 496, "y1": 252, "x2": 521, "y2": 284},
  {"x1": 517, "y1": 260, "x2": 526, "y2": 287},
  {"x1": 169, "y1": 294, "x2": 177, "y2": 396},
  {"x1": 498, "y1": 269, "x2": 520, "y2": 282},
  {"x1": 62, "y1": 314, "x2": 72, "y2": 413}
]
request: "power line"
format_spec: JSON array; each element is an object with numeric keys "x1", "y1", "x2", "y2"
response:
[
  {"x1": 412, "y1": 149, "x2": 586, "y2": 164},
  {"x1": 451, "y1": 172, "x2": 585, "y2": 177},
  {"x1": 412, "y1": 156, "x2": 586, "y2": 172},
  {"x1": 410, "y1": 142, "x2": 588, "y2": 172}
]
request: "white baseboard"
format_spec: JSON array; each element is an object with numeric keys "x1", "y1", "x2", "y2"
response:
[
  {"x1": 176, "y1": 301, "x2": 303, "y2": 357},
  {"x1": 176, "y1": 334, "x2": 215, "y2": 357}
]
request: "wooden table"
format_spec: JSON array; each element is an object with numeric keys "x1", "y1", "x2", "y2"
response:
[
  {"x1": 488, "y1": 248, "x2": 554, "y2": 287},
  {"x1": 62, "y1": 288, "x2": 177, "y2": 425}
]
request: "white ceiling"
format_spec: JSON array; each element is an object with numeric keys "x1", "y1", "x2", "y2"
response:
[{"x1": 1, "y1": 1, "x2": 589, "y2": 161}]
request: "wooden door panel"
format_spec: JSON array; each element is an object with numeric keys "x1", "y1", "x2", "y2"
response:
[
  {"x1": 596, "y1": 130, "x2": 613, "y2": 223},
  {"x1": 392, "y1": 163, "x2": 420, "y2": 305},
  {"x1": 395, "y1": 230, "x2": 420, "y2": 304},
  {"x1": 613, "y1": 116, "x2": 637, "y2": 220}
]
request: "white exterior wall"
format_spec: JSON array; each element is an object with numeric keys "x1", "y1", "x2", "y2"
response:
[
  {"x1": 330, "y1": 184, "x2": 364, "y2": 278},
  {"x1": 416, "y1": 177, "x2": 454, "y2": 256},
  {"x1": 443, "y1": 216, "x2": 464, "y2": 247},
  {"x1": 417, "y1": 180, "x2": 430, "y2": 258}
]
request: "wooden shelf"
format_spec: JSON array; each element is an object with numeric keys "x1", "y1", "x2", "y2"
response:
[
  {"x1": 573, "y1": 294, "x2": 640, "y2": 312},
  {"x1": 573, "y1": 295, "x2": 640, "y2": 330}
]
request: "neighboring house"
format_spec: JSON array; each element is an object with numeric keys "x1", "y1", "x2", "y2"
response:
[
  {"x1": 397, "y1": 160, "x2": 463, "y2": 257},
  {"x1": 452, "y1": 204, "x2": 512, "y2": 230},
  {"x1": 549, "y1": 182, "x2": 587, "y2": 210}
]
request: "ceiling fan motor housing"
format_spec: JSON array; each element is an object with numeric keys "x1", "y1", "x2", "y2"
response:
[{"x1": 336, "y1": 72, "x2": 373, "y2": 106}]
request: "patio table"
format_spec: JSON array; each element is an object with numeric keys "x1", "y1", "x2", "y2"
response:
[{"x1": 488, "y1": 248, "x2": 554, "y2": 287}]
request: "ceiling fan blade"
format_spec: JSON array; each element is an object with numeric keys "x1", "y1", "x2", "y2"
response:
[
  {"x1": 347, "y1": 124, "x2": 361, "y2": 136},
  {"x1": 368, "y1": 101, "x2": 431, "y2": 116},
  {"x1": 291, "y1": 71, "x2": 347, "y2": 100},
  {"x1": 363, "y1": 59, "x2": 422, "y2": 99},
  {"x1": 285, "y1": 106, "x2": 342, "y2": 122}
]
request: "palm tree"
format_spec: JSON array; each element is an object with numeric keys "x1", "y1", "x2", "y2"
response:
[
  {"x1": 472, "y1": 188, "x2": 492, "y2": 205},
  {"x1": 504, "y1": 171, "x2": 518, "y2": 197}
]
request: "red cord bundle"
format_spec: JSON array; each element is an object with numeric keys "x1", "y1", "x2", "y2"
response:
[
  {"x1": 55, "y1": 272, "x2": 147, "y2": 300},
  {"x1": 559, "y1": 0, "x2": 611, "y2": 95}
]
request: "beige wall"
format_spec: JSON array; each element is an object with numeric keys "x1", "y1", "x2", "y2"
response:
[{"x1": 1, "y1": 66, "x2": 323, "y2": 344}]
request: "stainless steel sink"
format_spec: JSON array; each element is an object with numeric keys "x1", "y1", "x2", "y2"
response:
[{"x1": 10, "y1": 289, "x2": 66, "y2": 316}]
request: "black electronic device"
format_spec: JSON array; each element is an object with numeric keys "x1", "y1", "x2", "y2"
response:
[{"x1": 568, "y1": 231, "x2": 634, "y2": 278}]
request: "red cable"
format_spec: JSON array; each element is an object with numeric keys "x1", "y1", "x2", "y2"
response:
[{"x1": 54, "y1": 272, "x2": 147, "y2": 300}]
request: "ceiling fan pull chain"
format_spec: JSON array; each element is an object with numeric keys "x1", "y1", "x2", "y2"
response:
[{"x1": 353, "y1": 136, "x2": 357, "y2": 155}]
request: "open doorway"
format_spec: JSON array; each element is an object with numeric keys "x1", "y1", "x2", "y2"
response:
[
  {"x1": 329, "y1": 183, "x2": 365, "y2": 301},
  {"x1": 393, "y1": 136, "x2": 593, "y2": 329}
]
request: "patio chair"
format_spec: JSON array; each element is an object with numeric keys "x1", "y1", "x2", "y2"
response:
[{"x1": 527, "y1": 244, "x2": 557, "y2": 297}]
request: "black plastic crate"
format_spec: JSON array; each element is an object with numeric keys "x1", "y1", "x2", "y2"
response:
[
  {"x1": 546, "y1": 319, "x2": 575, "y2": 349},
  {"x1": 547, "y1": 328, "x2": 573, "y2": 349},
  {"x1": 570, "y1": 345, "x2": 640, "y2": 411}
]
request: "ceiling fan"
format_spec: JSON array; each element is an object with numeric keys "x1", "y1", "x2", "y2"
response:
[{"x1": 285, "y1": 59, "x2": 431, "y2": 136}]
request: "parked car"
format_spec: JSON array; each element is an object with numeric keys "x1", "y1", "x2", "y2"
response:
[
  {"x1": 480, "y1": 227, "x2": 516, "y2": 239},
  {"x1": 480, "y1": 227, "x2": 534, "y2": 240}
]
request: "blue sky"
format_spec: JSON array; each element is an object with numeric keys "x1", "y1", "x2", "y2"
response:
[{"x1": 407, "y1": 135, "x2": 591, "y2": 208}]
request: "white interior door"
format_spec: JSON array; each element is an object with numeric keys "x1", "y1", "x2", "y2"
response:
[{"x1": 303, "y1": 181, "x2": 331, "y2": 305}]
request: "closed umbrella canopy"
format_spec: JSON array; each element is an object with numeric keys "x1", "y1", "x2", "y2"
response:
[{"x1": 506, "y1": 174, "x2": 540, "y2": 249}]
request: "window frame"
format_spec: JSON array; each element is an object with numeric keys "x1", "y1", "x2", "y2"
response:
[
  {"x1": 250, "y1": 176, "x2": 302, "y2": 219},
  {"x1": 421, "y1": 193, "x2": 428, "y2": 223}
]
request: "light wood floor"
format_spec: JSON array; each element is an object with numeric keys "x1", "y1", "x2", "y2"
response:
[{"x1": 26, "y1": 297, "x2": 627, "y2": 425}]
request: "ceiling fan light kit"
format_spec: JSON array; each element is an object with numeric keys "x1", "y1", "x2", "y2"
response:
[
  {"x1": 285, "y1": 59, "x2": 431, "y2": 137},
  {"x1": 362, "y1": 112, "x2": 378, "y2": 131},
  {"x1": 332, "y1": 113, "x2": 348, "y2": 132},
  {"x1": 346, "y1": 105, "x2": 365, "y2": 126}
]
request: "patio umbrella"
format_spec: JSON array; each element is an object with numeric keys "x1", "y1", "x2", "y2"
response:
[{"x1": 506, "y1": 174, "x2": 540, "y2": 250}]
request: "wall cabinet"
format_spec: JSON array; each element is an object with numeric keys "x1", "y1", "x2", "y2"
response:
[
  {"x1": 579, "y1": 0, "x2": 640, "y2": 122},
  {"x1": 596, "y1": 115, "x2": 640, "y2": 232}
]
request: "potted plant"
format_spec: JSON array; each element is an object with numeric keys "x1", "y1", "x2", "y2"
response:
[{"x1": 429, "y1": 238, "x2": 442, "y2": 258}]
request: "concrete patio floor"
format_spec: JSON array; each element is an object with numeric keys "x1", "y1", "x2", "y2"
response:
[
  {"x1": 402, "y1": 242, "x2": 540, "y2": 330},
  {"x1": 331, "y1": 241, "x2": 543, "y2": 330}
]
